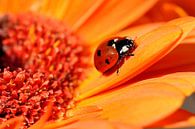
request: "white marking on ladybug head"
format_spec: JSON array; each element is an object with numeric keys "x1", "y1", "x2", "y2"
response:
[
  {"x1": 114, "y1": 38, "x2": 119, "y2": 42},
  {"x1": 120, "y1": 46, "x2": 129, "y2": 54},
  {"x1": 125, "y1": 37, "x2": 131, "y2": 40},
  {"x1": 112, "y1": 43, "x2": 116, "y2": 49}
]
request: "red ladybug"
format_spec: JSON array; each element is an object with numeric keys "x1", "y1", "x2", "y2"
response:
[{"x1": 94, "y1": 37, "x2": 136, "y2": 74}]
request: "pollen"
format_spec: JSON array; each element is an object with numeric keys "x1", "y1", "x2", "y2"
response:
[{"x1": 0, "y1": 13, "x2": 88, "y2": 128}]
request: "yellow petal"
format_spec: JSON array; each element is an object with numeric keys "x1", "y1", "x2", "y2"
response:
[{"x1": 77, "y1": 83, "x2": 184, "y2": 127}]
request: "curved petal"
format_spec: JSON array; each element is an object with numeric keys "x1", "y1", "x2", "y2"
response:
[
  {"x1": 140, "y1": 30, "x2": 195, "y2": 77},
  {"x1": 29, "y1": 102, "x2": 52, "y2": 129},
  {"x1": 0, "y1": 0, "x2": 37, "y2": 14},
  {"x1": 135, "y1": 77, "x2": 194, "y2": 96},
  {"x1": 66, "y1": 106, "x2": 102, "y2": 118},
  {"x1": 132, "y1": 1, "x2": 188, "y2": 26},
  {"x1": 115, "y1": 22, "x2": 162, "y2": 38},
  {"x1": 0, "y1": 116, "x2": 24, "y2": 129},
  {"x1": 77, "y1": 26, "x2": 181, "y2": 100},
  {"x1": 0, "y1": 0, "x2": 8, "y2": 13},
  {"x1": 76, "y1": 0, "x2": 158, "y2": 44},
  {"x1": 77, "y1": 17, "x2": 195, "y2": 101},
  {"x1": 63, "y1": 0, "x2": 105, "y2": 30},
  {"x1": 162, "y1": 72, "x2": 195, "y2": 88},
  {"x1": 129, "y1": 72, "x2": 195, "y2": 96},
  {"x1": 148, "y1": 109, "x2": 195, "y2": 128},
  {"x1": 171, "y1": 0, "x2": 195, "y2": 16},
  {"x1": 81, "y1": 22, "x2": 164, "y2": 89},
  {"x1": 76, "y1": 82, "x2": 185, "y2": 127},
  {"x1": 43, "y1": 117, "x2": 79, "y2": 129},
  {"x1": 58, "y1": 120, "x2": 141, "y2": 129},
  {"x1": 142, "y1": 42, "x2": 195, "y2": 76},
  {"x1": 46, "y1": 0, "x2": 70, "y2": 19}
]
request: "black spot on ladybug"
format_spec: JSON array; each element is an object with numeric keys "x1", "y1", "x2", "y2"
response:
[
  {"x1": 105, "y1": 59, "x2": 110, "y2": 64},
  {"x1": 97, "y1": 50, "x2": 101, "y2": 56}
]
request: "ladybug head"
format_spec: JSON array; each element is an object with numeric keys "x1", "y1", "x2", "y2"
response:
[{"x1": 124, "y1": 37, "x2": 136, "y2": 51}]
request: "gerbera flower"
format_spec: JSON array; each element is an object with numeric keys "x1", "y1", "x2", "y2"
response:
[{"x1": 0, "y1": 0, "x2": 195, "y2": 129}]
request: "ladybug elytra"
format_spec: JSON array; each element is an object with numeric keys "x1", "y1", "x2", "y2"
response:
[{"x1": 94, "y1": 37, "x2": 136, "y2": 74}]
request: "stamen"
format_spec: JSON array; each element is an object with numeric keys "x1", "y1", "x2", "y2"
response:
[{"x1": 0, "y1": 13, "x2": 89, "y2": 128}]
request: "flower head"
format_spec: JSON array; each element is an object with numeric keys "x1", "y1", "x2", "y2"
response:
[
  {"x1": 0, "y1": 13, "x2": 88, "y2": 128},
  {"x1": 0, "y1": 0, "x2": 195, "y2": 129}
]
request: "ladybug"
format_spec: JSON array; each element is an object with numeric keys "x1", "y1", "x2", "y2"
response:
[{"x1": 94, "y1": 37, "x2": 136, "y2": 74}]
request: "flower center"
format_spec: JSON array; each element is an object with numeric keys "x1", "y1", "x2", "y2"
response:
[{"x1": 0, "y1": 13, "x2": 88, "y2": 128}]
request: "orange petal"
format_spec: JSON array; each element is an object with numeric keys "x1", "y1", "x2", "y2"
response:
[
  {"x1": 0, "y1": 0, "x2": 36, "y2": 14},
  {"x1": 66, "y1": 106, "x2": 102, "y2": 118},
  {"x1": 146, "y1": 2, "x2": 188, "y2": 22},
  {"x1": 115, "y1": 22, "x2": 163, "y2": 38},
  {"x1": 137, "y1": 64, "x2": 195, "y2": 81},
  {"x1": 76, "y1": 82, "x2": 184, "y2": 127},
  {"x1": 160, "y1": 2, "x2": 188, "y2": 18},
  {"x1": 159, "y1": 76, "x2": 195, "y2": 96},
  {"x1": 130, "y1": 1, "x2": 189, "y2": 26},
  {"x1": 29, "y1": 102, "x2": 52, "y2": 129},
  {"x1": 0, "y1": 0, "x2": 8, "y2": 13},
  {"x1": 183, "y1": 36, "x2": 195, "y2": 43},
  {"x1": 131, "y1": 72, "x2": 195, "y2": 96},
  {"x1": 111, "y1": 122, "x2": 142, "y2": 129},
  {"x1": 148, "y1": 109, "x2": 195, "y2": 128},
  {"x1": 171, "y1": 0, "x2": 195, "y2": 16},
  {"x1": 58, "y1": 120, "x2": 141, "y2": 129},
  {"x1": 76, "y1": 0, "x2": 158, "y2": 44},
  {"x1": 43, "y1": 117, "x2": 78, "y2": 129},
  {"x1": 164, "y1": 17, "x2": 195, "y2": 39},
  {"x1": 77, "y1": 24, "x2": 180, "y2": 101},
  {"x1": 162, "y1": 72, "x2": 195, "y2": 88},
  {"x1": 32, "y1": 0, "x2": 68, "y2": 18},
  {"x1": 130, "y1": 72, "x2": 195, "y2": 96},
  {"x1": 63, "y1": 0, "x2": 105, "y2": 29},
  {"x1": 82, "y1": 23, "x2": 163, "y2": 89},
  {"x1": 185, "y1": 28, "x2": 195, "y2": 38},
  {"x1": 143, "y1": 42, "x2": 195, "y2": 75},
  {"x1": 0, "y1": 116, "x2": 24, "y2": 129},
  {"x1": 137, "y1": 77, "x2": 194, "y2": 96},
  {"x1": 77, "y1": 17, "x2": 195, "y2": 101},
  {"x1": 48, "y1": 0, "x2": 70, "y2": 19}
]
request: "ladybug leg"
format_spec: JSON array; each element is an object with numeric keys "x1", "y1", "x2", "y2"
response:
[
  {"x1": 116, "y1": 60, "x2": 121, "y2": 75},
  {"x1": 115, "y1": 56, "x2": 125, "y2": 75},
  {"x1": 127, "y1": 53, "x2": 134, "y2": 56},
  {"x1": 117, "y1": 68, "x2": 120, "y2": 75}
]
